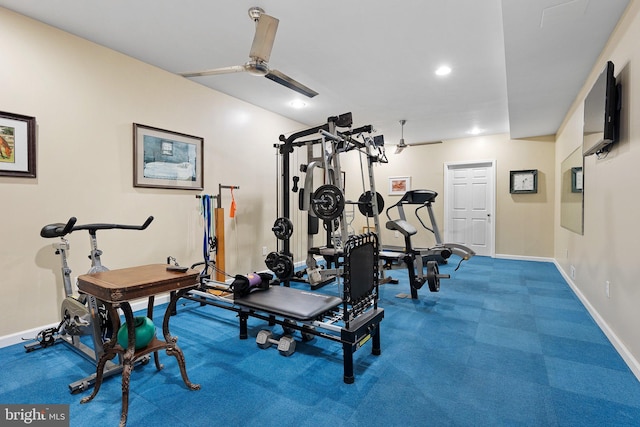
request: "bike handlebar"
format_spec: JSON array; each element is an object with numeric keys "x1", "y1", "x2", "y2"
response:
[{"x1": 40, "y1": 216, "x2": 154, "y2": 238}]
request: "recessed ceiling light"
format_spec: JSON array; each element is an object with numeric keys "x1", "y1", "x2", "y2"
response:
[
  {"x1": 467, "y1": 127, "x2": 484, "y2": 135},
  {"x1": 289, "y1": 100, "x2": 307, "y2": 109},
  {"x1": 435, "y1": 65, "x2": 452, "y2": 76}
]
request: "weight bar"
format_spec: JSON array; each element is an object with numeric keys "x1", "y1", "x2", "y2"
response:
[
  {"x1": 311, "y1": 184, "x2": 345, "y2": 221},
  {"x1": 426, "y1": 260, "x2": 450, "y2": 292},
  {"x1": 255, "y1": 330, "x2": 296, "y2": 356},
  {"x1": 272, "y1": 217, "x2": 293, "y2": 240}
]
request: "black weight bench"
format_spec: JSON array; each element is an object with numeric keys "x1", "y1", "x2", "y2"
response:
[{"x1": 236, "y1": 286, "x2": 342, "y2": 321}]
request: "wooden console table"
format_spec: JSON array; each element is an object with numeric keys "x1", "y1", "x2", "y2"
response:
[{"x1": 77, "y1": 264, "x2": 201, "y2": 427}]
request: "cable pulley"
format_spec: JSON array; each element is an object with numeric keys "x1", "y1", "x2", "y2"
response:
[{"x1": 323, "y1": 218, "x2": 340, "y2": 233}]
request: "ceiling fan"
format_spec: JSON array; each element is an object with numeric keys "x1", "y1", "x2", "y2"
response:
[
  {"x1": 394, "y1": 119, "x2": 442, "y2": 154},
  {"x1": 178, "y1": 7, "x2": 318, "y2": 98}
]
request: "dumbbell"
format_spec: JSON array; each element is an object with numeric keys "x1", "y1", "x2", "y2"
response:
[{"x1": 255, "y1": 330, "x2": 296, "y2": 356}]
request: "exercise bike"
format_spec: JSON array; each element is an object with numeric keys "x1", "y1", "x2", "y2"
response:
[{"x1": 25, "y1": 216, "x2": 154, "y2": 393}]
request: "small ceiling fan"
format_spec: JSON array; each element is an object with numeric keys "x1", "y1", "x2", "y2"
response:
[
  {"x1": 394, "y1": 119, "x2": 442, "y2": 154},
  {"x1": 178, "y1": 7, "x2": 318, "y2": 98}
]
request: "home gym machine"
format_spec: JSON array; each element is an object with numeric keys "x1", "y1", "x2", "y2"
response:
[
  {"x1": 382, "y1": 189, "x2": 475, "y2": 299},
  {"x1": 26, "y1": 216, "x2": 154, "y2": 393},
  {"x1": 266, "y1": 112, "x2": 387, "y2": 289}
]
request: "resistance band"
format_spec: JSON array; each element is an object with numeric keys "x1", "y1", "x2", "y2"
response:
[
  {"x1": 201, "y1": 195, "x2": 213, "y2": 274},
  {"x1": 229, "y1": 187, "x2": 237, "y2": 218}
]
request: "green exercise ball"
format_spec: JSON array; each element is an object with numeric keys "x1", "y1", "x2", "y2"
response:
[{"x1": 117, "y1": 316, "x2": 156, "y2": 350}]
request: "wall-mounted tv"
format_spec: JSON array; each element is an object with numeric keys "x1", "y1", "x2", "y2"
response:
[{"x1": 583, "y1": 61, "x2": 620, "y2": 156}]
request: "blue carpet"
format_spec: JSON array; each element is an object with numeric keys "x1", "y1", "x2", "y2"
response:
[{"x1": 1, "y1": 256, "x2": 640, "y2": 426}]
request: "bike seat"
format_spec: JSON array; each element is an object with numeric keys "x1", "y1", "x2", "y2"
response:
[
  {"x1": 41, "y1": 223, "x2": 70, "y2": 238},
  {"x1": 385, "y1": 219, "x2": 417, "y2": 237}
]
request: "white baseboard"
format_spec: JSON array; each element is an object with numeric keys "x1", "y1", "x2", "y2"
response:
[
  {"x1": 0, "y1": 294, "x2": 170, "y2": 349},
  {"x1": 553, "y1": 260, "x2": 640, "y2": 382},
  {"x1": 495, "y1": 253, "x2": 555, "y2": 263}
]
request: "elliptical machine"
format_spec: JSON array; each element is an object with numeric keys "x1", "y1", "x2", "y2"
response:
[
  {"x1": 383, "y1": 190, "x2": 475, "y2": 299},
  {"x1": 25, "y1": 216, "x2": 154, "y2": 393}
]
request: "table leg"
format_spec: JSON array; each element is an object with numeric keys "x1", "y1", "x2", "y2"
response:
[
  {"x1": 79, "y1": 342, "x2": 117, "y2": 404},
  {"x1": 163, "y1": 289, "x2": 200, "y2": 391},
  {"x1": 118, "y1": 302, "x2": 137, "y2": 427},
  {"x1": 146, "y1": 296, "x2": 163, "y2": 371}
]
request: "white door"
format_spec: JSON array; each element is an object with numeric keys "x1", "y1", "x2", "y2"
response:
[{"x1": 444, "y1": 161, "x2": 495, "y2": 257}]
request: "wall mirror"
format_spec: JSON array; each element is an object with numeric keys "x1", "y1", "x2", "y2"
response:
[{"x1": 560, "y1": 147, "x2": 583, "y2": 235}]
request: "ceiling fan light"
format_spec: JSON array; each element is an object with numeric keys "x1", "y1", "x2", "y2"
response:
[{"x1": 435, "y1": 65, "x2": 452, "y2": 76}]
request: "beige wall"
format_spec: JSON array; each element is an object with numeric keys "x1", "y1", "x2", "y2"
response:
[
  {"x1": 0, "y1": 8, "x2": 304, "y2": 337},
  {"x1": 554, "y1": 1, "x2": 640, "y2": 373},
  {"x1": 343, "y1": 133, "x2": 556, "y2": 258}
]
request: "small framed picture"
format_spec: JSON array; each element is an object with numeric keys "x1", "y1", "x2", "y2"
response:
[
  {"x1": 509, "y1": 169, "x2": 538, "y2": 194},
  {"x1": 133, "y1": 123, "x2": 204, "y2": 190},
  {"x1": 389, "y1": 176, "x2": 411, "y2": 196},
  {"x1": 0, "y1": 111, "x2": 36, "y2": 178}
]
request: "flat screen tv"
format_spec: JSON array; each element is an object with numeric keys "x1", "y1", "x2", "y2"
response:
[{"x1": 583, "y1": 61, "x2": 619, "y2": 156}]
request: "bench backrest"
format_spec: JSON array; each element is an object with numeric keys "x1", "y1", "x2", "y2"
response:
[{"x1": 342, "y1": 232, "x2": 379, "y2": 326}]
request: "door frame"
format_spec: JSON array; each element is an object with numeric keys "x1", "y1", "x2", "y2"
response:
[{"x1": 443, "y1": 159, "x2": 496, "y2": 257}]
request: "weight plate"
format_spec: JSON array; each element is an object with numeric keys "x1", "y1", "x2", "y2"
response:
[
  {"x1": 266, "y1": 253, "x2": 294, "y2": 280},
  {"x1": 311, "y1": 185, "x2": 345, "y2": 221},
  {"x1": 265, "y1": 251, "x2": 279, "y2": 270},
  {"x1": 357, "y1": 191, "x2": 385, "y2": 217},
  {"x1": 427, "y1": 260, "x2": 440, "y2": 292},
  {"x1": 272, "y1": 217, "x2": 293, "y2": 240}
]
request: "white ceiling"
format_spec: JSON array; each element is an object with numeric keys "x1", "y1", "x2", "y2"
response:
[{"x1": 0, "y1": 0, "x2": 630, "y2": 146}]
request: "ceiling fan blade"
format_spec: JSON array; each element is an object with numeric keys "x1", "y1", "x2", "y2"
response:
[
  {"x1": 265, "y1": 69, "x2": 319, "y2": 98},
  {"x1": 250, "y1": 13, "x2": 279, "y2": 62},
  {"x1": 179, "y1": 65, "x2": 247, "y2": 78},
  {"x1": 394, "y1": 140, "x2": 442, "y2": 154},
  {"x1": 411, "y1": 141, "x2": 443, "y2": 146},
  {"x1": 394, "y1": 145, "x2": 407, "y2": 154}
]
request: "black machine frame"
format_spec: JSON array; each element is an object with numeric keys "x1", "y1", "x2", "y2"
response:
[{"x1": 272, "y1": 112, "x2": 387, "y2": 289}]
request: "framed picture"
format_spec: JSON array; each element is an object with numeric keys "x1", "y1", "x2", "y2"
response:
[
  {"x1": 0, "y1": 111, "x2": 36, "y2": 178},
  {"x1": 133, "y1": 123, "x2": 203, "y2": 190},
  {"x1": 389, "y1": 176, "x2": 411, "y2": 195},
  {"x1": 509, "y1": 169, "x2": 538, "y2": 194}
]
